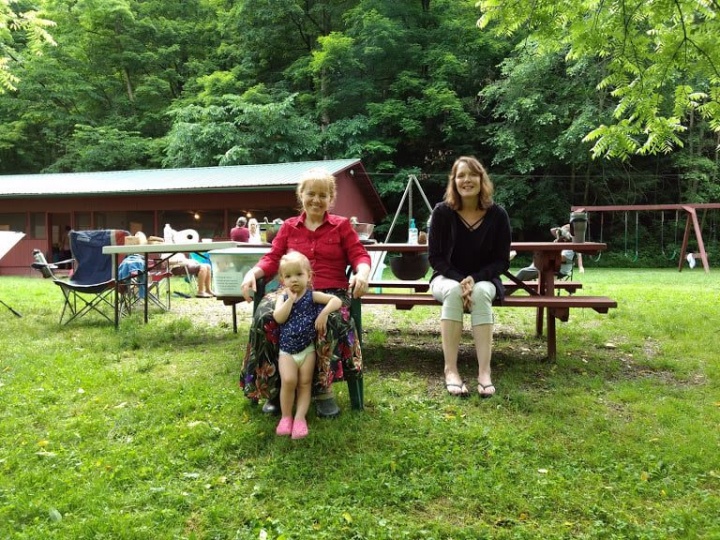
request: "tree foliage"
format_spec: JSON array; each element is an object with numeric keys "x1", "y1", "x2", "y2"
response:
[
  {"x1": 0, "y1": 0, "x2": 56, "y2": 92},
  {"x1": 164, "y1": 89, "x2": 321, "y2": 168},
  {"x1": 477, "y1": 0, "x2": 720, "y2": 160}
]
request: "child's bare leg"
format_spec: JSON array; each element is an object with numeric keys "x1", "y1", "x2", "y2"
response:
[
  {"x1": 294, "y1": 352, "x2": 316, "y2": 422},
  {"x1": 278, "y1": 354, "x2": 298, "y2": 419}
]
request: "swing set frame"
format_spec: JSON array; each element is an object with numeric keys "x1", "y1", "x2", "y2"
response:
[{"x1": 571, "y1": 203, "x2": 720, "y2": 273}]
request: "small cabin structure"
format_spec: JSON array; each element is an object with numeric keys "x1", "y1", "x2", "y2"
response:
[{"x1": 0, "y1": 159, "x2": 385, "y2": 276}]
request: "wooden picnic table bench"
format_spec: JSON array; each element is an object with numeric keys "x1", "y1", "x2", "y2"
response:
[
  {"x1": 218, "y1": 241, "x2": 615, "y2": 361},
  {"x1": 219, "y1": 279, "x2": 584, "y2": 331},
  {"x1": 352, "y1": 286, "x2": 616, "y2": 362},
  {"x1": 367, "y1": 279, "x2": 584, "y2": 296},
  {"x1": 355, "y1": 243, "x2": 616, "y2": 362},
  {"x1": 361, "y1": 291, "x2": 614, "y2": 313}
]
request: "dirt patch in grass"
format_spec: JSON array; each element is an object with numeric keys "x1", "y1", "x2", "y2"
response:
[
  {"x1": 168, "y1": 297, "x2": 697, "y2": 386},
  {"x1": 166, "y1": 294, "x2": 253, "y2": 328}
]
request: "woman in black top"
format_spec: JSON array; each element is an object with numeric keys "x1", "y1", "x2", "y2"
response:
[{"x1": 428, "y1": 156, "x2": 511, "y2": 398}]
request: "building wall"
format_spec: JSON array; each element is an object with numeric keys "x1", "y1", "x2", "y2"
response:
[
  {"x1": 334, "y1": 172, "x2": 377, "y2": 224},
  {"x1": 1, "y1": 171, "x2": 386, "y2": 276}
]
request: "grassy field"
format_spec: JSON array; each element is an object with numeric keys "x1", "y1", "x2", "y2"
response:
[{"x1": 1, "y1": 268, "x2": 719, "y2": 539}]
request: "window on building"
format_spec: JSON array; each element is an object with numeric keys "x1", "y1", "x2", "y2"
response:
[{"x1": 0, "y1": 213, "x2": 27, "y2": 235}]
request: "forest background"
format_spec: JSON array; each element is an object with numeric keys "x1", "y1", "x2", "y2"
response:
[{"x1": 1, "y1": 0, "x2": 719, "y2": 262}]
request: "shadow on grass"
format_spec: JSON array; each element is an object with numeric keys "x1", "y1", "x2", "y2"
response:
[{"x1": 361, "y1": 327, "x2": 655, "y2": 393}]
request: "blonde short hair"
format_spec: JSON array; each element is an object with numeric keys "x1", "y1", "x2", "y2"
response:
[
  {"x1": 279, "y1": 251, "x2": 313, "y2": 279},
  {"x1": 296, "y1": 168, "x2": 337, "y2": 207}
]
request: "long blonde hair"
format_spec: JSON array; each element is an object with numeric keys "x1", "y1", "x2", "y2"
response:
[{"x1": 444, "y1": 156, "x2": 494, "y2": 210}]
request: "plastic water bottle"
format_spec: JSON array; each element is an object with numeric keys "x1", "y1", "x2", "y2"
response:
[
  {"x1": 33, "y1": 249, "x2": 47, "y2": 266},
  {"x1": 408, "y1": 218, "x2": 419, "y2": 244},
  {"x1": 163, "y1": 224, "x2": 174, "y2": 243}
]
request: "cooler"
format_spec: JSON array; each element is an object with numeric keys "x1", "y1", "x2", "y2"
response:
[{"x1": 208, "y1": 247, "x2": 269, "y2": 296}]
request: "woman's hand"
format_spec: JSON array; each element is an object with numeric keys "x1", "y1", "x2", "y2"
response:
[
  {"x1": 241, "y1": 269, "x2": 257, "y2": 303},
  {"x1": 349, "y1": 264, "x2": 371, "y2": 298},
  {"x1": 349, "y1": 274, "x2": 369, "y2": 298},
  {"x1": 460, "y1": 276, "x2": 474, "y2": 311}
]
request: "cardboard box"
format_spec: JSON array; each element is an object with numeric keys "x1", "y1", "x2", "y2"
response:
[{"x1": 208, "y1": 247, "x2": 268, "y2": 296}]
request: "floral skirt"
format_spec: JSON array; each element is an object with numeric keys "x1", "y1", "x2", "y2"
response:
[{"x1": 240, "y1": 288, "x2": 362, "y2": 401}]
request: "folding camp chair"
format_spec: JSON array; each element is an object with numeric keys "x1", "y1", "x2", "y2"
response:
[
  {"x1": 31, "y1": 249, "x2": 71, "y2": 279},
  {"x1": 169, "y1": 256, "x2": 197, "y2": 297},
  {"x1": 145, "y1": 262, "x2": 173, "y2": 310},
  {"x1": 34, "y1": 230, "x2": 130, "y2": 324},
  {"x1": 118, "y1": 254, "x2": 173, "y2": 313},
  {"x1": 168, "y1": 251, "x2": 210, "y2": 298}
]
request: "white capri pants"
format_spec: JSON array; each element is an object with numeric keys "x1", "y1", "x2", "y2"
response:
[{"x1": 430, "y1": 275, "x2": 496, "y2": 326}]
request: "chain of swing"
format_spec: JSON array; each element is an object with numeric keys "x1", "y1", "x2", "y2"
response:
[
  {"x1": 660, "y1": 210, "x2": 680, "y2": 260},
  {"x1": 624, "y1": 210, "x2": 682, "y2": 261},
  {"x1": 623, "y1": 211, "x2": 639, "y2": 261}
]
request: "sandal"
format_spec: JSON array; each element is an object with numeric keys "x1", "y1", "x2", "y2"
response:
[
  {"x1": 478, "y1": 382, "x2": 496, "y2": 399},
  {"x1": 445, "y1": 382, "x2": 469, "y2": 398},
  {"x1": 291, "y1": 419, "x2": 309, "y2": 439},
  {"x1": 276, "y1": 417, "x2": 293, "y2": 436}
]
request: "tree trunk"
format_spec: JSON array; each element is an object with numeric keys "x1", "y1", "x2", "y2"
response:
[{"x1": 123, "y1": 68, "x2": 135, "y2": 103}]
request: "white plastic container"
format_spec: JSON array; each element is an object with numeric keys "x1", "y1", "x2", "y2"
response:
[{"x1": 208, "y1": 247, "x2": 269, "y2": 296}]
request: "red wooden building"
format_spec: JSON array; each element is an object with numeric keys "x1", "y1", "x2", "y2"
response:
[{"x1": 0, "y1": 159, "x2": 386, "y2": 276}]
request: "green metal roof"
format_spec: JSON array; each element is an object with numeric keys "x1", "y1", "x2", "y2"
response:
[{"x1": 0, "y1": 159, "x2": 361, "y2": 198}]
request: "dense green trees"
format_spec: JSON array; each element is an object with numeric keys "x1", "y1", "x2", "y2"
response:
[
  {"x1": 1, "y1": 0, "x2": 718, "y2": 244},
  {"x1": 0, "y1": 0, "x2": 56, "y2": 92},
  {"x1": 478, "y1": 0, "x2": 720, "y2": 159}
]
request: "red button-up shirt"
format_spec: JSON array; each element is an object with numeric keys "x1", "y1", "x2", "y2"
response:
[{"x1": 257, "y1": 212, "x2": 371, "y2": 290}]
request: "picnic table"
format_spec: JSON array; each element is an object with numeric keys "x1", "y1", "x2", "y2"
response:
[
  {"x1": 103, "y1": 241, "x2": 238, "y2": 327},
  {"x1": 215, "y1": 241, "x2": 617, "y2": 361},
  {"x1": 358, "y1": 242, "x2": 616, "y2": 360}
]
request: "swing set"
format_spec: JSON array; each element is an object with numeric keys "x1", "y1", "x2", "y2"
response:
[
  {"x1": 660, "y1": 210, "x2": 680, "y2": 260},
  {"x1": 571, "y1": 203, "x2": 720, "y2": 273}
]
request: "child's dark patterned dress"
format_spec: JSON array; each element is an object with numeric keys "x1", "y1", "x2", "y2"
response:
[{"x1": 279, "y1": 290, "x2": 320, "y2": 354}]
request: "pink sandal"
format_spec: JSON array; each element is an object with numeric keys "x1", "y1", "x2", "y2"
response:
[
  {"x1": 276, "y1": 417, "x2": 293, "y2": 436},
  {"x1": 291, "y1": 418, "x2": 308, "y2": 439}
]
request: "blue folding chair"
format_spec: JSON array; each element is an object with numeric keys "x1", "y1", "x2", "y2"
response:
[{"x1": 46, "y1": 230, "x2": 130, "y2": 324}]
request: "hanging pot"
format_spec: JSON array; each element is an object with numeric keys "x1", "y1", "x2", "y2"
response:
[{"x1": 389, "y1": 253, "x2": 430, "y2": 280}]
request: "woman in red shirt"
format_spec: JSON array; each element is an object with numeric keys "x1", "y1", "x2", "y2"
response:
[{"x1": 240, "y1": 168, "x2": 371, "y2": 417}]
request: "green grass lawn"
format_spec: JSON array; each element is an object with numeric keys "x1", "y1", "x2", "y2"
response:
[{"x1": 1, "y1": 269, "x2": 719, "y2": 539}]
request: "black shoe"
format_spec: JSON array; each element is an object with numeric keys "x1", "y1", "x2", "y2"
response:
[
  {"x1": 262, "y1": 395, "x2": 280, "y2": 415},
  {"x1": 315, "y1": 397, "x2": 341, "y2": 418}
]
